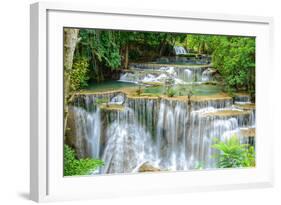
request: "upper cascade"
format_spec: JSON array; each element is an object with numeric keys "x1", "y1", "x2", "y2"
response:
[{"x1": 174, "y1": 46, "x2": 188, "y2": 55}]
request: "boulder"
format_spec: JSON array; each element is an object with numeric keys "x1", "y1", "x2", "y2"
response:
[
  {"x1": 157, "y1": 57, "x2": 169, "y2": 63},
  {"x1": 138, "y1": 162, "x2": 161, "y2": 172}
]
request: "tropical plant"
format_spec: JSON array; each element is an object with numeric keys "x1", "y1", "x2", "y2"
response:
[
  {"x1": 136, "y1": 86, "x2": 144, "y2": 96},
  {"x1": 95, "y1": 98, "x2": 108, "y2": 105},
  {"x1": 164, "y1": 77, "x2": 176, "y2": 97},
  {"x1": 69, "y1": 58, "x2": 90, "y2": 91},
  {"x1": 187, "y1": 34, "x2": 255, "y2": 93},
  {"x1": 194, "y1": 161, "x2": 204, "y2": 170},
  {"x1": 166, "y1": 87, "x2": 176, "y2": 97},
  {"x1": 187, "y1": 34, "x2": 220, "y2": 54},
  {"x1": 212, "y1": 135, "x2": 255, "y2": 168},
  {"x1": 212, "y1": 37, "x2": 255, "y2": 93},
  {"x1": 64, "y1": 145, "x2": 104, "y2": 176}
]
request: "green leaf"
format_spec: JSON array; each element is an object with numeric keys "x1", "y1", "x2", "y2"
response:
[
  {"x1": 212, "y1": 135, "x2": 255, "y2": 168},
  {"x1": 64, "y1": 145, "x2": 104, "y2": 176}
]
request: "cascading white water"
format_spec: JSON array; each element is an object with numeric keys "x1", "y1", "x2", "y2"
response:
[
  {"x1": 109, "y1": 94, "x2": 125, "y2": 105},
  {"x1": 71, "y1": 92, "x2": 255, "y2": 174},
  {"x1": 101, "y1": 107, "x2": 156, "y2": 174},
  {"x1": 234, "y1": 95, "x2": 251, "y2": 104},
  {"x1": 183, "y1": 69, "x2": 193, "y2": 82},
  {"x1": 119, "y1": 72, "x2": 137, "y2": 83},
  {"x1": 72, "y1": 106, "x2": 101, "y2": 159},
  {"x1": 155, "y1": 100, "x2": 189, "y2": 170},
  {"x1": 176, "y1": 67, "x2": 205, "y2": 83},
  {"x1": 202, "y1": 68, "x2": 214, "y2": 82},
  {"x1": 119, "y1": 66, "x2": 213, "y2": 85},
  {"x1": 174, "y1": 46, "x2": 187, "y2": 55}
]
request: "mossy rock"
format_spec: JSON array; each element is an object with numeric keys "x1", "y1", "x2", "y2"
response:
[
  {"x1": 203, "y1": 110, "x2": 251, "y2": 117},
  {"x1": 138, "y1": 162, "x2": 161, "y2": 172},
  {"x1": 142, "y1": 82, "x2": 164, "y2": 86},
  {"x1": 191, "y1": 93, "x2": 232, "y2": 102},
  {"x1": 240, "y1": 128, "x2": 255, "y2": 137},
  {"x1": 99, "y1": 104, "x2": 124, "y2": 111},
  {"x1": 64, "y1": 107, "x2": 77, "y2": 146},
  {"x1": 234, "y1": 103, "x2": 255, "y2": 110},
  {"x1": 140, "y1": 93, "x2": 161, "y2": 97},
  {"x1": 127, "y1": 95, "x2": 159, "y2": 100},
  {"x1": 203, "y1": 81, "x2": 220, "y2": 85}
]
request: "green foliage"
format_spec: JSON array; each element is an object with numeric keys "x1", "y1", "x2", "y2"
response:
[
  {"x1": 74, "y1": 29, "x2": 188, "y2": 82},
  {"x1": 97, "y1": 31, "x2": 122, "y2": 69},
  {"x1": 163, "y1": 77, "x2": 177, "y2": 97},
  {"x1": 74, "y1": 29, "x2": 122, "y2": 82},
  {"x1": 136, "y1": 84, "x2": 144, "y2": 96},
  {"x1": 164, "y1": 77, "x2": 176, "y2": 97},
  {"x1": 64, "y1": 145, "x2": 104, "y2": 176},
  {"x1": 212, "y1": 37, "x2": 255, "y2": 92},
  {"x1": 194, "y1": 161, "x2": 204, "y2": 170},
  {"x1": 69, "y1": 58, "x2": 90, "y2": 91},
  {"x1": 95, "y1": 98, "x2": 108, "y2": 105},
  {"x1": 71, "y1": 29, "x2": 255, "y2": 94},
  {"x1": 166, "y1": 87, "x2": 176, "y2": 97},
  {"x1": 79, "y1": 29, "x2": 122, "y2": 69},
  {"x1": 212, "y1": 135, "x2": 255, "y2": 168},
  {"x1": 187, "y1": 34, "x2": 255, "y2": 93},
  {"x1": 187, "y1": 34, "x2": 219, "y2": 54}
]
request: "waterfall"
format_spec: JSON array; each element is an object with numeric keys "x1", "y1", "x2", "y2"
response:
[
  {"x1": 72, "y1": 106, "x2": 101, "y2": 159},
  {"x1": 176, "y1": 67, "x2": 205, "y2": 83},
  {"x1": 155, "y1": 100, "x2": 189, "y2": 170},
  {"x1": 202, "y1": 68, "x2": 214, "y2": 82},
  {"x1": 109, "y1": 94, "x2": 125, "y2": 105},
  {"x1": 183, "y1": 69, "x2": 193, "y2": 82},
  {"x1": 119, "y1": 66, "x2": 213, "y2": 84},
  {"x1": 234, "y1": 95, "x2": 251, "y2": 104},
  {"x1": 101, "y1": 107, "x2": 156, "y2": 174},
  {"x1": 119, "y1": 72, "x2": 137, "y2": 83},
  {"x1": 70, "y1": 92, "x2": 255, "y2": 174},
  {"x1": 174, "y1": 46, "x2": 187, "y2": 55}
]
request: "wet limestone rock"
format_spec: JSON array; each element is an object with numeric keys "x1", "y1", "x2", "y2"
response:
[
  {"x1": 64, "y1": 106, "x2": 76, "y2": 147},
  {"x1": 138, "y1": 162, "x2": 161, "y2": 172},
  {"x1": 240, "y1": 128, "x2": 255, "y2": 137}
]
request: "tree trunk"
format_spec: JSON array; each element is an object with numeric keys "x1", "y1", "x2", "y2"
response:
[
  {"x1": 63, "y1": 28, "x2": 79, "y2": 136},
  {"x1": 159, "y1": 42, "x2": 166, "y2": 57},
  {"x1": 159, "y1": 35, "x2": 168, "y2": 57},
  {"x1": 124, "y1": 44, "x2": 129, "y2": 69}
]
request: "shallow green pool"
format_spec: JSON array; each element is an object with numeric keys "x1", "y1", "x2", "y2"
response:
[
  {"x1": 143, "y1": 84, "x2": 223, "y2": 96},
  {"x1": 84, "y1": 81, "x2": 223, "y2": 96},
  {"x1": 85, "y1": 80, "x2": 137, "y2": 92}
]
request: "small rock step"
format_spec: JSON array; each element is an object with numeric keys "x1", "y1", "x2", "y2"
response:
[
  {"x1": 240, "y1": 128, "x2": 255, "y2": 137},
  {"x1": 202, "y1": 109, "x2": 251, "y2": 117}
]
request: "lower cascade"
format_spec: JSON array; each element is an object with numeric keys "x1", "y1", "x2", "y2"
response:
[{"x1": 67, "y1": 92, "x2": 255, "y2": 174}]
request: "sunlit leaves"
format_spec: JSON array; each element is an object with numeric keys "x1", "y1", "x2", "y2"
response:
[
  {"x1": 64, "y1": 145, "x2": 104, "y2": 176},
  {"x1": 212, "y1": 135, "x2": 255, "y2": 168},
  {"x1": 187, "y1": 34, "x2": 255, "y2": 91},
  {"x1": 69, "y1": 58, "x2": 90, "y2": 91}
]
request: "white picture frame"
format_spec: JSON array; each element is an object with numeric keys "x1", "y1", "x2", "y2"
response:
[{"x1": 30, "y1": 1, "x2": 274, "y2": 202}]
